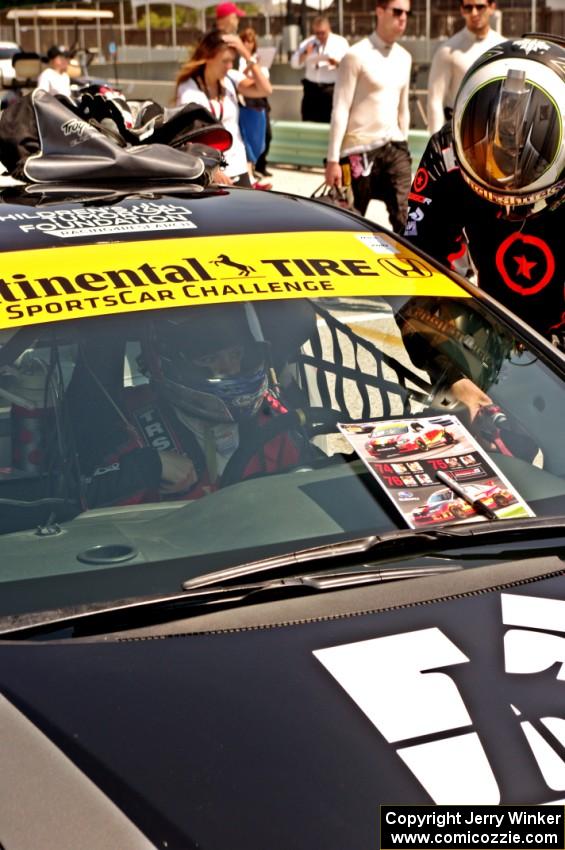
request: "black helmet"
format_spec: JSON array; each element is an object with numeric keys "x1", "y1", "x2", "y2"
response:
[
  {"x1": 453, "y1": 36, "x2": 565, "y2": 217},
  {"x1": 150, "y1": 304, "x2": 269, "y2": 423}
]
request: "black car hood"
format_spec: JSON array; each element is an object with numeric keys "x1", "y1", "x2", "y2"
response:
[{"x1": 1, "y1": 561, "x2": 565, "y2": 850}]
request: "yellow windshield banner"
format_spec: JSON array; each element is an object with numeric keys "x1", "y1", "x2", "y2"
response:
[{"x1": 0, "y1": 230, "x2": 469, "y2": 330}]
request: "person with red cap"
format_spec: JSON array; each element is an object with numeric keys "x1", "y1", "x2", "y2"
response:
[{"x1": 215, "y1": 2, "x2": 246, "y2": 34}]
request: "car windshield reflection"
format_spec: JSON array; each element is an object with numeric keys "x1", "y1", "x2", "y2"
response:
[{"x1": 1, "y1": 292, "x2": 565, "y2": 611}]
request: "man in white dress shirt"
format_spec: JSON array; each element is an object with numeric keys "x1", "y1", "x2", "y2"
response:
[
  {"x1": 426, "y1": 0, "x2": 504, "y2": 134},
  {"x1": 290, "y1": 16, "x2": 348, "y2": 123},
  {"x1": 36, "y1": 45, "x2": 71, "y2": 98},
  {"x1": 324, "y1": 0, "x2": 412, "y2": 229}
]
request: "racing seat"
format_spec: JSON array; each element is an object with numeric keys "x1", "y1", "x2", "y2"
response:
[
  {"x1": 256, "y1": 298, "x2": 433, "y2": 422},
  {"x1": 11, "y1": 52, "x2": 43, "y2": 89},
  {"x1": 0, "y1": 328, "x2": 83, "y2": 532},
  {"x1": 67, "y1": 59, "x2": 82, "y2": 81},
  {"x1": 64, "y1": 320, "x2": 131, "y2": 473},
  {"x1": 255, "y1": 299, "x2": 317, "y2": 372},
  {"x1": 253, "y1": 299, "x2": 324, "y2": 416}
]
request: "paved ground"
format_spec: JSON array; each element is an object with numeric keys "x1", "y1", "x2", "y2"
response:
[{"x1": 265, "y1": 164, "x2": 392, "y2": 229}]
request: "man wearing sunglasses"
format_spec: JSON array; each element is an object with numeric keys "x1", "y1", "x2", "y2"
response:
[
  {"x1": 426, "y1": 0, "x2": 504, "y2": 134},
  {"x1": 325, "y1": 0, "x2": 412, "y2": 230}
]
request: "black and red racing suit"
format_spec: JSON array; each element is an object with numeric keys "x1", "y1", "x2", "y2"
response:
[
  {"x1": 404, "y1": 124, "x2": 565, "y2": 351},
  {"x1": 80, "y1": 383, "x2": 303, "y2": 508}
]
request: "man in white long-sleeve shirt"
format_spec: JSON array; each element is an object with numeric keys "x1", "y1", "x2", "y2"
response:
[
  {"x1": 291, "y1": 17, "x2": 348, "y2": 123},
  {"x1": 36, "y1": 45, "x2": 71, "y2": 98},
  {"x1": 426, "y1": 0, "x2": 504, "y2": 134},
  {"x1": 325, "y1": 0, "x2": 412, "y2": 230}
]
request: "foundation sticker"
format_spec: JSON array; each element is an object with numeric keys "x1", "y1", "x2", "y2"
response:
[
  {"x1": 0, "y1": 202, "x2": 197, "y2": 239},
  {"x1": 0, "y1": 230, "x2": 469, "y2": 329}
]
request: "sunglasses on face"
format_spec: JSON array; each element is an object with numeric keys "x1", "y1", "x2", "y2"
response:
[
  {"x1": 461, "y1": 3, "x2": 488, "y2": 11},
  {"x1": 389, "y1": 6, "x2": 412, "y2": 16}
]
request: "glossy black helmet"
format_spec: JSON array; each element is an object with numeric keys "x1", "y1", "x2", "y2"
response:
[
  {"x1": 150, "y1": 304, "x2": 269, "y2": 423},
  {"x1": 453, "y1": 36, "x2": 565, "y2": 217}
]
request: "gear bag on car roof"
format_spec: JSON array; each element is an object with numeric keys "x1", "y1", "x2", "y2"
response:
[
  {"x1": 77, "y1": 94, "x2": 233, "y2": 152},
  {"x1": 0, "y1": 89, "x2": 232, "y2": 183}
]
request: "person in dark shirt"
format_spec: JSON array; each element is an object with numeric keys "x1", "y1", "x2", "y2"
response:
[
  {"x1": 403, "y1": 35, "x2": 565, "y2": 420},
  {"x1": 405, "y1": 36, "x2": 565, "y2": 350}
]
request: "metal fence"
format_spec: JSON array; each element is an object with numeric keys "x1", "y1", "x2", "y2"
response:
[{"x1": 1, "y1": 2, "x2": 563, "y2": 57}]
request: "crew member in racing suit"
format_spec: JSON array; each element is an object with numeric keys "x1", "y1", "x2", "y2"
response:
[
  {"x1": 71, "y1": 304, "x2": 308, "y2": 507},
  {"x1": 403, "y1": 35, "x2": 565, "y2": 421}
]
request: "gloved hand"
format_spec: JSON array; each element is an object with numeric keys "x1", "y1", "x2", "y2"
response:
[{"x1": 474, "y1": 404, "x2": 539, "y2": 463}]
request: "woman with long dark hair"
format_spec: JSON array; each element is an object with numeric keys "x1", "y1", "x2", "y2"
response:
[{"x1": 175, "y1": 30, "x2": 272, "y2": 186}]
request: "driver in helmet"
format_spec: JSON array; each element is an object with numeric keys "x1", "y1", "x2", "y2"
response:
[
  {"x1": 403, "y1": 34, "x2": 565, "y2": 418},
  {"x1": 80, "y1": 304, "x2": 305, "y2": 507}
]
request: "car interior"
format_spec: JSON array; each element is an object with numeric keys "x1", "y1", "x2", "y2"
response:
[{"x1": 1, "y1": 294, "x2": 565, "y2": 539}]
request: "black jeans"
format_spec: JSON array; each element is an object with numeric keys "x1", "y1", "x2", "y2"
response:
[
  {"x1": 301, "y1": 79, "x2": 334, "y2": 123},
  {"x1": 348, "y1": 141, "x2": 412, "y2": 232},
  {"x1": 255, "y1": 104, "x2": 272, "y2": 173}
]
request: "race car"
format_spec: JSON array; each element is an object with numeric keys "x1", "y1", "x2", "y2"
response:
[
  {"x1": 1, "y1": 94, "x2": 565, "y2": 850},
  {"x1": 366, "y1": 421, "x2": 456, "y2": 457},
  {"x1": 412, "y1": 487, "x2": 472, "y2": 524},
  {"x1": 468, "y1": 480, "x2": 515, "y2": 510},
  {"x1": 412, "y1": 480, "x2": 516, "y2": 525}
]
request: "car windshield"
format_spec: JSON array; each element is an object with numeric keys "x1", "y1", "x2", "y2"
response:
[
  {"x1": 428, "y1": 489, "x2": 453, "y2": 505},
  {"x1": 2, "y1": 282, "x2": 565, "y2": 617},
  {"x1": 372, "y1": 424, "x2": 409, "y2": 437},
  {"x1": 0, "y1": 46, "x2": 19, "y2": 60}
]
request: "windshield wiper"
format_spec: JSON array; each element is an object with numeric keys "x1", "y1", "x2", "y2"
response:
[
  {"x1": 257, "y1": 563, "x2": 462, "y2": 591},
  {"x1": 0, "y1": 562, "x2": 461, "y2": 639},
  {"x1": 2, "y1": 517, "x2": 564, "y2": 640},
  {"x1": 182, "y1": 516, "x2": 565, "y2": 591},
  {"x1": 181, "y1": 531, "x2": 445, "y2": 590}
]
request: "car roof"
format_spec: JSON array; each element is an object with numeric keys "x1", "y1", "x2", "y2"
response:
[
  {"x1": 0, "y1": 183, "x2": 372, "y2": 250},
  {"x1": 0, "y1": 183, "x2": 470, "y2": 333}
]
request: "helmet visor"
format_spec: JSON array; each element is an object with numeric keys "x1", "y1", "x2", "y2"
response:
[
  {"x1": 458, "y1": 72, "x2": 561, "y2": 194},
  {"x1": 161, "y1": 340, "x2": 269, "y2": 423}
]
